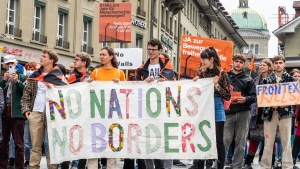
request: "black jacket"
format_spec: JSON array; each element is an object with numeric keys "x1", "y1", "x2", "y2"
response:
[
  {"x1": 226, "y1": 70, "x2": 256, "y2": 115},
  {"x1": 136, "y1": 57, "x2": 177, "y2": 81}
]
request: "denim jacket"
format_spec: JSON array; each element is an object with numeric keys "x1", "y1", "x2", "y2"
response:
[{"x1": 262, "y1": 71, "x2": 296, "y2": 121}]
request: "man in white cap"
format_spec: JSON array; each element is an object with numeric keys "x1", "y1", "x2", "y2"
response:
[{"x1": 0, "y1": 55, "x2": 27, "y2": 169}]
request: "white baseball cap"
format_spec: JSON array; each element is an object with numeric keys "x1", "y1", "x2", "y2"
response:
[{"x1": 3, "y1": 55, "x2": 17, "y2": 64}]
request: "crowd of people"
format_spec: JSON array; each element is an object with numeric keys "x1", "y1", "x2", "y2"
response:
[{"x1": 0, "y1": 38, "x2": 300, "y2": 169}]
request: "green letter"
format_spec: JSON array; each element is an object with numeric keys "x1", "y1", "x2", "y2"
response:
[
  {"x1": 90, "y1": 89, "x2": 105, "y2": 118},
  {"x1": 164, "y1": 123, "x2": 179, "y2": 153},
  {"x1": 66, "y1": 89, "x2": 81, "y2": 119},
  {"x1": 145, "y1": 124, "x2": 161, "y2": 154},
  {"x1": 146, "y1": 88, "x2": 161, "y2": 118},
  {"x1": 52, "y1": 126, "x2": 67, "y2": 156},
  {"x1": 197, "y1": 120, "x2": 212, "y2": 152}
]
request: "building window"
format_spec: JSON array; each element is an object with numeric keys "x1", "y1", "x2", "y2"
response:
[
  {"x1": 243, "y1": 11, "x2": 248, "y2": 18},
  {"x1": 255, "y1": 44, "x2": 259, "y2": 54},
  {"x1": 82, "y1": 17, "x2": 93, "y2": 55},
  {"x1": 5, "y1": 0, "x2": 20, "y2": 36},
  {"x1": 169, "y1": 15, "x2": 173, "y2": 35},
  {"x1": 174, "y1": 19, "x2": 177, "y2": 35},
  {"x1": 136, "y1": 34, "x2": 143, "y2": 48},
  {"x1": 250, "y1": 44, "x2": 254, "y2": 52},
  {"x1": 33, "y1": 5, "x2": 42, "y2": 41},
  {"x1": 120, "y1": 42, "x2": 125, "y2": 48},
  {"x1": 57, "y1": 13, "x2": 65, "y2": 43},
  {"x1": 56, "y1": 9, "x2": 69, "y2": 49},
  {"x1": 137, "y1": 0, "x2": 141, "y2": 8},
  {"x1": 189, "y1": 3, "x2": 192, "y2": 19},
  {"x1": 161, "y1": 6, "x2": 164, "y2": 28},
  {"x1": 82, "y1": 21, "x2": 89, "y2": 47}
]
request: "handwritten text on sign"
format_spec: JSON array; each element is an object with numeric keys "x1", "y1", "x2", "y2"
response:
[
  {"x1": 46, "y1": 79, "x2": 217, "y2": 164},
  {"x1": 256, "y1": 81, "x2": 300, "y2": 107}
]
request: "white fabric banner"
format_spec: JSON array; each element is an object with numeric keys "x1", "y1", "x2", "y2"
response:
[{"x1": 46, "y1": 79, "x2": 217, "y2": 164}]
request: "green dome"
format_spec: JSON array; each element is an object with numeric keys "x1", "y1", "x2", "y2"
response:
[{"x1": 230, "y1": 7, "x2": 268, "y2": 30}]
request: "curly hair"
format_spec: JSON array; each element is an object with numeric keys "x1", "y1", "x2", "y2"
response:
[
  {"x1": 147, "y1": 39, "x2": 162, "y2": 50},
  {"x1": 100, "y1": 46, "x2": 118, "y2": 68},
  {"x1": 25, "y1": 62, "x2": 37, "y2": 70},
  {"x1": 75, "y1": 52, "x2": 92, "y2": 68}
]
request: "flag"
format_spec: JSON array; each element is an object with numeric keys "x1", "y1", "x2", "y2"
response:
[{"x1": 248, "y1": 58, "x2": 256, "y2": 71}]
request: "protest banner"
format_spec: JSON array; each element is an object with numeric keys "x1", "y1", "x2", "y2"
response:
[
  {"x1": 99, "y1": 2, "x2": 132, "y2": 42},
  {"x1": 256, "y1": 81, "x2": 300, "y2": 107},
  {"x1": 114, "y1": 48, "x2": 142, "y2": 69},
  {"x1": 179, "y1": 35, "x2": 233, "y2": 79},
  {"x1": 46, "y1": 79, "x2": 217, "y2": 164}
]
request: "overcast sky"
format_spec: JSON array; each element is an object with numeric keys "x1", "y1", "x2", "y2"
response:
[{"x1": 221, "y1": 0, "x2": 295, "y2": 58}]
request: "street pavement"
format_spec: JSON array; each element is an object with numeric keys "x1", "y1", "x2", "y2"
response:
[{"x1": 40, "y1": 156, "x2": 300, "y2": 169}]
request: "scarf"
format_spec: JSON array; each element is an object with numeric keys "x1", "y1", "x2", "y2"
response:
[
  {"x1": 28, "y1": 66, "x2": 67, "y2": 86},
  {"x1": 67, "y1": 69, "x2": 87, "y2": 84}
]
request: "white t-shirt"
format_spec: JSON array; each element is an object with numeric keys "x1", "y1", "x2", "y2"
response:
[
  {"x1": 32, "y1": 81, "x2": 47, "y2": 113},
  {"x1": 148, "y1": 64, "x2": 161, "y2": 80}
]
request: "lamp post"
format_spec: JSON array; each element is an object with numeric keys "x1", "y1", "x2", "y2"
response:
[
  {"x1": 104, "y1": 23, "x2": 109, "y2": 42},
  {"x1": 115, "y1": 25, "x2": 120, "y2": 42},
  {"x1": 124, "y1": 26, "x2": 128, "y2": 42}
]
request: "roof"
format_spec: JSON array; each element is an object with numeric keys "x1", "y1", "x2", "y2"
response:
[
  {"x1": 230, "y1": 7, "x2": 268, "y2": 30},
  {"x1": 273, "y1": 16, "x2": 300, "y2": 41}
]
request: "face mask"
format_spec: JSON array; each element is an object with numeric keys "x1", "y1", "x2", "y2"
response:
[{"x1": 26, "y1": 70, "x2": 34, "y2": 77}]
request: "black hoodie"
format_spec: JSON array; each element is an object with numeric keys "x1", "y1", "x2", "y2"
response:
[{"x1": 226, "y1": 70, "x2": 257, "y2": 115}]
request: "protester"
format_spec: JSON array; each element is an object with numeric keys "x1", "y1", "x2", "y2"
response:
[
  {"x1": 223, "y1": 54, "x2": 256, "y2": 168},
  {"x1": 244, "y1": 59, "x2": 275, "y2": 168},
  {"x1": 289, "y1": 68, "x2": 300, "y2": 168},
  {"x1": 260, "y1": 55, "x2": 295, "y2": 169},
  {"x1": 21, "y1": 49, "x2": 67, "y2": 169},
  {"x1": 0, "y1": 87, "x2": 4, "y2": 144},
  {"x1": 88, "y1": 46, "x2": 125, "y2": 169},
  {"x1": 191, "y1": 47, "x2": 231, "y2": 169},
  {"x1": 62, "y1": 52, "x2": 91, "y2": 169},
  {"x1": 23, "y1": 62, "x2": 38, "y2": 168},
  {"x1": 136, "y1": 39, "x2": 177, "y2": 169},
  {"x1": 0, "y1": 55, "x2": 27, "y2": 169}
]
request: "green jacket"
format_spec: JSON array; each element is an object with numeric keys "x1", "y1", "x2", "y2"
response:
[{"x1": 0, "y1": 71, "x2": 27, "y2": 118}]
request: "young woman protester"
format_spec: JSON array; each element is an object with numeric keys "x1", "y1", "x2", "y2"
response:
[
  {"x1": 81, "y1": 46, "x2": 126, "y2": 169},
  {"x1": 290, "y1": 69, "x2": 300, "y2": 168},
  {"x1": 192, "y1": 47, "x2": 231, "y2": 169},
  {"x1": 244, "y1": 59, "x2": 276, "y2": 168}
]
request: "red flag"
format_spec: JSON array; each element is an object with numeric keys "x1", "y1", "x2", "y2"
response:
[{"x1": 248, "y1": 58, "x2": 256, "y2": 71}]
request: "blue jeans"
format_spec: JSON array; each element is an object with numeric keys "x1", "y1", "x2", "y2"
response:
[
  {"x1": 24, "y1": 120, "x2": 32, "y2": 161},
  {"x1": 9, "y1": 135, "x2": 15, "y2": 158}
]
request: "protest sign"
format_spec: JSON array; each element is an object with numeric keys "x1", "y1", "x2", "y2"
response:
[
  {"x1": 256, "y1": 81, "x2": 300, "y2": 107},
  {"x1": 180, "y1": 35, "x2": 233, "y2": 79},
  {"x1": 99, "y1": 2, "x2": 132, "y2": 42},
  {"x1": 114, "y1": 48, "x2": 142, "y2": 69},
  {"x1": 46, "y1": 79, "x2": 217, "y2": 163}
]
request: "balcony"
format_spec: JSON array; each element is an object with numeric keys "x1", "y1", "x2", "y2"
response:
[
  {"x1": 166, "y1": 27, "x2": 170, "y2": 34},
  {"x1": 161, "y1": 23, "x2": 165, "y2": 30},
  {"x1": 82, "y1": 44, "x2": 94, "y2": 55},
  {"x1": 32, "y1": 32, "x2": 47, "y2": 44},
  {"x1": 174, "y1": 35, "x2": 178, "y2": 42},
  {"x1": 164, "y1": 0, "x2": 184, "y2": 15},
  {"x1": 170, "y1": 31, "x2": 173, "y2": 37},
  {"x1": 5, "y1": 24, "x2": 22, "y2": 38},
  {"x1": 137, "y1": 7, "x2": 146, "y2": 17},
  {"x1": 56, "y1": 38, "x2": 70, "y2": 49},
  {"x1": 152, "y1": 16, "x2": 157, "y2": 24}
]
